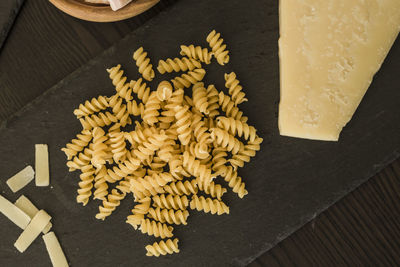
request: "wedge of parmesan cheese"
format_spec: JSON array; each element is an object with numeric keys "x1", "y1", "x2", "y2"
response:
[
  {"x1": 109, "y1": 0, "x2": 132, "y2": 11},
  {"x1": 6, "y1": 166, "x2": 35, "y2": 193},
  {"x1": 14, "y1": 210, "x2": 51, "y2": 253},
  {"x1": 43, "y1": 232, "x2": 69, "y2": 267},
  {"x1": 0, "y1": 194, "x2": 31, "y2": 229},
  {"x1": 278, "y1": 0, "x2": 400, "y2": 141},
  {"x1": 35, "y1": 144, "x2": 49, "y2": 186},
  {"x1": 15, "y1": 195, "x2": 52, "y2": 234}
]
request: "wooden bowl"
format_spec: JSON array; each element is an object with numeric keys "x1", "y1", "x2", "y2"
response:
[{"x1": 49, "y1": 0, "x2": 160, "y2": 22}]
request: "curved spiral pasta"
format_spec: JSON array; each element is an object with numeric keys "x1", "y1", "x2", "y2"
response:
[
  {"x1": 108, "y1": 131, "x2": 127, "y2": 163},
  {"x1": 76, "y1": 164, "x2": 95, "y2": 206},
  {"x1": 206, "y1": 30, "x2": 229, "y2": 65},
  {"x1": 185, "y1": 141, "x2": 210, "y2": 160},
  {"x1": 143, "y1": 91, "x2": 161, "y2": 126},
  {"x1": 157, "y1": 138, "x2": 176, "y2": 162},
  {"x1": 152, "y1": 194, "x2": 189, "y2": 210},
  {"x1": 168, "y1": 156, "x2": 190, "y2": 180},
  {"x1": 230, "y1": 136, "x2": 263, "y2": 169},
  {"x1": 61, "y1": 130, "x2": 92, "y2": 160},
  {"x1": 157, "y1": 57, "x2": 201, "y2": 74},
  {"x1": 133, "y1": 47, "x2": 155, "y2": 81},
  {"x1": 108, "y1": 95, "x2": 132, "y2": 127},
  {"x1": 148, "y1": 207, "x2": 189, "y2": 225},
  {"x1": 210, "y1": 128, "x2": 243, "y2": 155},
  {"x1": 191, "y1": 114, "x2": 212, "y2": 144},
  {"x1": 133, "y1": 131, "x2": 168, "y2": 163},
  {"x1": 192, "y1": 82, "x2": 209, "y2": 114},
  {"x1": 116, "y1": 176, "x2": 132, "y2": 194},
  {"x1": 93, "y1": 165, "x2": 109, "y2": 201},
  {"x1": 126, "y1": 197, "x2": 151, "y2": 230},
  {"x1": 95, "y1": 189, "x2": 126, "y2": 220},
  {"x1": 107, "y1": 65, "x2": 132, "y2": 101},
  {"x1": 174, "y1": 105, "x2": 192, "y2": 146},
  {"x1": 66, "y1": 148, "x2": 92, "y2": 172},
  {"x1": 156, "y1": 81, "x2": 173, "y2": 102},
  {"x1": 171, "y1": 68, "x2": 206, "y2": 89},
  {"x1": 145, "y1": 238, "x2": 180, "y2": 257},
  {"x1": 211, "y1": 147, "x2": 228, "y2": 176},
  {"x1": 224, "y1": 72, "x2": 247, "y2": 106},
  {"x1": 206, "y1": 85, "x2": 220, "y2": 118},
  {"x1": 218, "y1": 91, "x2": 248, "y2": 123},
  {"x1": 105, "y1": 152, "x2": 141, "y2": 183},
  {"x1": 222, "y1": 166, "x2": 248, "y2": 199},
  {"x1": 180, "y1": 45, "x2": 213, "y2": 64},
  {"x1": 91, "y1": 127, "x2": 109, "y2": 170},
  {"x1": 130, "y1": 173, "x2": 174, "y2": 195},
  {"x1": 127, "y1": 99, "x2": 144, "y2": 117},
  {"x1": 163, "y1": 179, "x2": 198, "y2": 196},
  {"x1": 73, "y1": 95, "x2": 109, "y2": 118},
  {"x1": 200, "y1": 181, "x2": 227, "y2": 200},
  {"x1": 190, "y1": 195, "x2": 229, "y2": 215},
  {"x1": 182, "y1": 151, "x2": 212, "y2": 189},
  {"x1": 79, "y1": 112, "x2": 118, "y2": 130},
  {"x1": 216, "y1": 116, "x2": 257, "y2": 142},
  {"x1": 139, "y1": 218, "x2": 174, "y2": 239},
  {"x1": 129, "y1": 78, "x2": 151, "y2": 104}
]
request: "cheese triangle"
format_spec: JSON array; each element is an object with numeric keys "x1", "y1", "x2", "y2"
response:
[{"x1": 278, "y1": 0, "x2": 400, "y2": 141}]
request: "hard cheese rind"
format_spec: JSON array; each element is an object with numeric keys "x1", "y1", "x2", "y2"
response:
[
  {"x1": 6, "y1": 165, "x2": 35, "y2": 193},
  {"x1": 43, "y1": 232, "x2": 69, "y2": 267},
  {"x1": 14, "y1": 210, "x2": 51, "y2": 253},
  {"x1": 0, "y1": 194, "x2": 31, "y2": 229},
  {"x1": 278, "y1": 0, "x2": 400, "y2": 141},
  {"x1": 15, "y1": 195, "x2": 52, "y2": 234},
  {"x1": 35, "y1": 144, "x2": 49, "y2": 186}
]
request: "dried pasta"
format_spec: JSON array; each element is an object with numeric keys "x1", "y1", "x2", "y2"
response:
[{"x1": 61, "y1": 29, "x2": 263, "y2": 257}]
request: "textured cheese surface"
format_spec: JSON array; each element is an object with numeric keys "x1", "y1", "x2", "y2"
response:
[
  {"x1": 279, "y1": 0, "x2": 400, "y2": 141},
  {"x1": 6, "y1": 166, "x2": 35, "y2": 193},
  {"x1": 43, "y1": 232, "x2": 69, "y2": 267},
  {"x1": 15, "y1": 195, "x2": 52, "y2": 234},
  {"x1": 14, "y1": 210, "x2": 51, "y2": 253},
  {"x1": 109, "y1": 0, "x2": 132, "y2": 11},
  {"x1": 0, "y1": 194, "x2": 31, "y2": 229},
  {"x1": 35, "y1": 144, "x2": 49, "y2": 186}
]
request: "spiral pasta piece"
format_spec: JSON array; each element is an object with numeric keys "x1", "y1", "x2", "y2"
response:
[
  {"x1": 182, "y1": 151, "x2": 212, "y2": 189},
  {"x1": 91, "y1": 127, "x2": 109, "y2": 170},
  {"x1": 76, "y1": 165, "x2": 95, "y2": 206},
  {"x1": 185, "y1": 141, "x2": 210, "y2": 160},
  {"x1": 107, "y1": 64, "x2": 132, "y2": 101},
  {"x1": 171, "y1": 68, "x2": 206, "y2": 89},
  {"x1": 74, "y1": 95, "x2": 109, "y2": 118},
  {"x1": 180, "y1": 45, "x2": 213, "y2": 64},
  {"x1": 190, "y1": 195, "x2": 229, "y2": 215},
  {"x1": 218, "y1": 91, "x2": 248, "y2": 123},
  {"x1": 216, "y1": 116, "x2": 257, "y2": 142},
  {"x1": 93, "y1": 165, "x2": 109, "y2": 201},
  {"x1": 156, "y1": 81, "x2": 173, "y2": 102},
  {"x1": 108, "y1": 95, "x2": 132, "y2": 127},
  {"x1": 66, "y1": 148, "x2": 92, "y2": 172},
  {"x1": 108, "y1": 131, "x2": 127, "y2": 163},
  {"x1": 95, "y1": 189, "x2": 126, "y2": 220},
  {"x1": 224, "y1": 72, "x2": 247, "y2": 106},
  {"x1": 210, "y1": 128, "x2": 243, "y2": 155},
  {"x1": 105, "y1": 152, "x2": 141, "y2": 183},
  {"x1": 61, "y1": 130, "x2": 92, "y2": 160},
  {"x1": 133, "y1": 47, "x2": 155, "y2": 81},
  {"x1": 206, "y1": 30, "x2": 230, "y2": 65},
  {"x1": 192, "y1": 82, "x2": 209, "y2": 114},
  {"x1": 126, "y1": 197, "x2": 151, "y2": 230},
  {"x1": 145, "y1": 238, "x2": 180, "y2": 257},
  {"x1": 230, "y1": 136, "x2": 263, "y2": 169},
  {"x1": 143, "y1": 91, "x2": 161, "y2": 126},
  {"x1": 163, "y1": 179, "x2": 198, "y2": 196},
  {"x1": 211, "y1": 147, "x2": 228, "y2": 176},
  {"x1": 157, "y1": 139, "x2": 176, "y2": 162},
  {"x1": 133, "y1": 131, "x2": 168, "y2": 163},
  {"x1": 127, "y1": 99, "x2": 144, "y2": 117},
  {"x1": 129, "y1": 78, "x2": 151, "y2": 104},
  {"x1": 200, "y1": 181, "x2": 227, "y2": 200},
  {"x1": 168, "y1": 156, "x2": 190, "y2": 180},
  {"x1": 130, "y1": 173, "x2": 174, "y2": 195},
  {"x1": 191, "y1": 114, "x2": 212, "y2": 144},
  {"x1": 148, "y1": 207, "x2": 189, "y2": 225},
  {"x1": 139, "y1": 218, "x2": 173, "y2": 239},
  {"x1": 206, "y1": 85, "x2": 220, "y2": 118},
  {"x1": 79, "y1": 112, "x2": 118, "y2": 130},
  {"x1": 157, "y1": 57, "x2": 202, "y2": 74},
  {"x1": 222, "y1": 166, "x2": 248, "y2": 199},
  {"x1": 152, "y1": 194, "x2": 189, "y2": 210}
]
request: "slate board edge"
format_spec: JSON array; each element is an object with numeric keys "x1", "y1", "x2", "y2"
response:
[
  {"x1": 1, "y1": 2, "x2": 400, "y2": 265},
  {"x1": 0, "y1": 0, "x2": 25, "y2": 51}
]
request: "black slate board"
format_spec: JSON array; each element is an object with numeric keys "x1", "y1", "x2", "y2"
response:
[
  {"x1": 0, "y1": 0, "x2": 400, "y2": 266},
  {"x1": 0, "y1": 0, "x2": 24, "y2": 51}
]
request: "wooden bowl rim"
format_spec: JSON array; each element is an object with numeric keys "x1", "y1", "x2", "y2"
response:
[{"x1": 49, "y1": 0, "x2": 160, "y2": 22}]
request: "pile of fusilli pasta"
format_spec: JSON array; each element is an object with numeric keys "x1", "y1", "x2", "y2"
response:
[{"x1": 62, "y1": 29, "x2": 262, "y2": 257}]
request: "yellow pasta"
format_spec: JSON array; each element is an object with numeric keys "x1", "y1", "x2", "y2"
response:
[
  {"x1": 91, "y1": 127, "x2": 108, "y2": 170},
  {"x1": 192, "y1": 82, "x2": 209, "y2": 114},
  {"x1": 152, "y1": 194, "x2": 189, "y2": 210},
  {"x1": 218, "y1": 91, "x2": 248, "y2": 122},
  {"x1": 156, "y1": 81, "x2": 173, "y2": 102},
  {"x1": 163, "y1": 180, "x2": 198, "y2": 196},
  {"x1": 76, "y1": 165, "x2": 95, "y2": 206},
  {"x1": 107, "y1": 64, "x2": 132, "y2": 101},
  {"x1": 93, "y1": 166, "x2": 109, "y2": 201},
  {"x1": 73, "y1": 95, "x2": 109, "y2": 118},
  {"x1": 216, "y1": 116, "x2": 257, "y2": 142},
  {"x1": 174, "y1": 105, "x2": 192, "y2": 145},
  {"x1": 79, "y1": 112, "x2": 118, "y2": 130},
  {"x1": 95, "y1": 189, "x2": 126, "y2": 220},
  {"x1": 180, "y1": 45, "x2": 213, "y2": 64},
  {"x1": 199, "y1": 181, "x2": 227, "y2": 200},
  {"x1": 206, "y1": 85, "x2": 220, "y2": 118},
  {"x1": 224, "y1": 72, "x2": 247, "y2": 105},
  {"x1": 61, "y1": 130, "x2": 92, "y2": 160},
  {"x1": 129, "y1": 78, "x2": 151, "y2": 104},
  {"x1": 145, "y1": 238, "x2": 179, "y2": 257},
  {"x1": 210, "y1": 127, "x2": 243, "y2": 155},
  {"x1": 182, "y1": 151, "x2": 212, "y2": 189},
  {"x1": 157, "y1": 57, "x2": 201, "y2": 74},
  {"x1": 142, "y1": 91, "x2": 161, "y2": 126},
  {"x1": 206, "y1": 30, "x2": 230, "y2": 65},
  {"x1": 189, "y1": 195, "x2": 229, "y2": 215},
  {"x1": 133, "y1": 47, "x2": 155, "y2": 81},
  {"x1": 171, "y1": 68, "x2": 206, "y2": 89},
  {"x1": 148, "y1": 207, "x2": 189, "y2": 225},
  {"x1": 139, "y1": 218, "x2": 173, "y2": 239}
]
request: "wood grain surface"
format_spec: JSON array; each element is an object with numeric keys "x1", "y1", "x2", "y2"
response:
[{"x1": 0, "y1": 0, "x2": 399, "y2": 265}]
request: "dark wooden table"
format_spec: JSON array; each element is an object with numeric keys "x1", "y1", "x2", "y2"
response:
[{"x1": 1, "y1": 1, "x2": 399, "y2": 265}]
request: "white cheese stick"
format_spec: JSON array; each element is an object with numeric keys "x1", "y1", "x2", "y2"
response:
[
  {"x1": 0, "y1": 194, "x2": 31, "y2": 229},
  {"x1": 6, "y1": 166, "x2": 35, "y2": 193},
  {"x1": 35, "y1": 144, "x2": 49, "y2": 186},
  {"x1": 15, "y1": 195, "x2": 52, "y2": 234},
  {"x1": 43, "y1": 232, "x2": 69, "y2": 267},
  {"x1": 109, "y1": 0, "x2": 132, "y2": 11},
  {"x1": 14, "y1": 210, "x2": 51, "y2": 253},
  {"x1": 84, "y1": 0, "x2": 109, "y2": 4}
]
